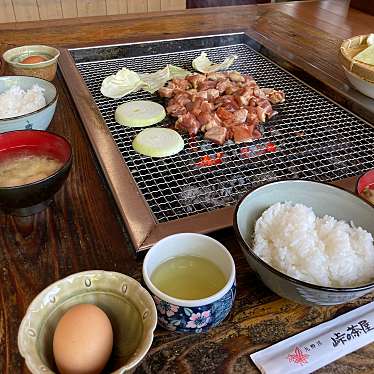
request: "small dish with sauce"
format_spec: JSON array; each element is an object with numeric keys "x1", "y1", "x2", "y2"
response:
[
  {"x1": 3, "y1": 45, "x2": 60, "y2": 81},
  {"x1": 357, "y1": 170, "x2": 374, "y2": 205},
  {"x1": 0, "y1": 130, "x2": 72, "y2": 216}
]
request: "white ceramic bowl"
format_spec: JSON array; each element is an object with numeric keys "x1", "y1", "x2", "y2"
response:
[
  {"x1": 18, "y1": 270, "x2": 157, "y2": 373},
  {"x1": 0, "y1": 76, "x2": 57, "y2": 133},
  {"x1": 234, "y1": 180, "x2": 374, "y2": 306},
  {"x1": 343, "y1": 66, "x2": 374, "y2": 99}
]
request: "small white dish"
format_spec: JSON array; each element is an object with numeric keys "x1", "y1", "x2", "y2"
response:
[{"x1": 342, "y1": 65, "x2": 374, "y2": 99}]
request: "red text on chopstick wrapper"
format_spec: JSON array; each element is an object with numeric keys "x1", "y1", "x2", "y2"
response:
[{"x1": 331, "y1": 320, "x2": 374, "y2": 347}]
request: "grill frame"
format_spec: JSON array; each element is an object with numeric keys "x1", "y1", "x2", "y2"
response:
[{"x1": 59, "y1": 32, "x2": 374, "y2": 252}]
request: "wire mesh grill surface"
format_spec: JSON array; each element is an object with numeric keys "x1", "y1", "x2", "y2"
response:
[{"x1": 76, "y1": 42, "x2": 374, "y2": 223}]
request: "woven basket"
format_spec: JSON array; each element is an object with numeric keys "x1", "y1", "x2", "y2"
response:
[{"x1": 340, "y1": 34, "x2": 374, "y2": 83}]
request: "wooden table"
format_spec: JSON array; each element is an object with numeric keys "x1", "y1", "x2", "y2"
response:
[{"x1": 0, "y1": 1, "x2": 373, "y2": 372}]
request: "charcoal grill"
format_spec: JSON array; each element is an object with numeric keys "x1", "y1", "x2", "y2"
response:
[{"x1": 59, "y1": 33, "x2": 374, "y2": 251}]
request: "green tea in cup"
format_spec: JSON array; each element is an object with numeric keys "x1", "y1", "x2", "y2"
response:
[{"x1": 150, "y1": 255, "x2": 227, "y2": 300}]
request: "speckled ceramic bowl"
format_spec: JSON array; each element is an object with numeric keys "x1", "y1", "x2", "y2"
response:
[
  {"x1": 18, "y1": 270, "x2": 157, "y2": 373},
  {"x1": 0, "y1": 76, "x2": 57, "y2": 132},
  {"x1": 234, "y1": 180, "x2": 374, "y2": 306},
  {"x1": 3, "y1": 45, "x2": 60, "y2": 81},
  {"x1": 143, "y1": 233, "x2": 236, "y2": 333}
]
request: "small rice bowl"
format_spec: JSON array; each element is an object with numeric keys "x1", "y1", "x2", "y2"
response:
[
  {"x1": 253, "y1": 202, "x2": 374, "y2": 288},
  {"x1": 0, "y1": 85, "x2": 46, "y2": 119}
]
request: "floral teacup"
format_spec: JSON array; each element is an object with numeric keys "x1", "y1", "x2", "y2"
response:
[{"x1": 142, "y1": 233, "x2": 236, "y2": 333}]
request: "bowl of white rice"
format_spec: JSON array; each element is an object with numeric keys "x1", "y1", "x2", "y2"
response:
[
  {"x1": 233, "y1": 180, "x2": 374, "y2": 306},
  {"x1": 0, "y1": 75, "x2": 57, "y2": 133}
]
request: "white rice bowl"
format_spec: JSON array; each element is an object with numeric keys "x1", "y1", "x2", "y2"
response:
[
  {"x1": 0, "y1": 84, "x2": 46, "y2": 119},
  {"x1": 253, "y1": 202, "x2": 374, "y2": 288}
]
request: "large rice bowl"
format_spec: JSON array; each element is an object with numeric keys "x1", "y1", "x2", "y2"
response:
[{"x1": 253, "y1": 202, "x2": 374, "y2": 288}]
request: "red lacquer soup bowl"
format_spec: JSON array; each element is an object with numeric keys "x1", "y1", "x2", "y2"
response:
[
  {"x1": 357, "y1": 170, "x2": 374, "y2": 206},
  {"x1": 0, "y1": 130, "x2": 72, "y2": 216}
]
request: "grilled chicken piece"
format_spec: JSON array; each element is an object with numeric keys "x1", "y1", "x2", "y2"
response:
[
  {"x1": 158, "y1": 86, "x2": 174, "y2": 98},
  {"x1": 166, "y1": 103, "x2": 187, "y2": 116},
  {"x1": 229, "y1": 71, "x2": 245, "y2": 82},
  {"x1": 215, "y1": 79, "x2": 231, "y2": 94},
  {"x1": 216, "y1": 107, "x2": 234, "y2": 122},
  {"x1": 262, "y1": 88, "x2": 286, "y2": 104},
  {"x1": 197, "y1": 111, "x2": 213, "y2": 127},
  {"x1": 246, "y1": 106, "x2": 260, "y2": 127},
  {"x1": 236, "y1": 87, "x2": 255, "y2": 106},
  {"x1": 252, "y1": 128, "x2": 262, "y2": 139},
  {"x1": 232, "y1": 108, "x2": 248, "y2": 123},
  {"x1": 207, "y1": 72, "x2": 227, "y2": 81},
  {"x1": 186, "y1": 74, "x2": 206, "y2": 88},
  {"x1": 232, "y1": 124, "x2": 255, "y2": 143},
  {"x1": 204, "y1": 127, "x2": 227, "y2": 145},
  {"x1": 175, "y1": 113, "x2": 201, "y2": 136},
  {"x1": 256, "y1": 98, "x2": 273, "y2": 122},
  {"x1": 198, "y1": 80, "x2": 217, "y2": 91},
  {"x1": 171, "y1": 78, "x2": 191, "y2": 90},
  {"x1": 206, "y1": 89, "x2": 220, "y2": 100},
  {"x1": 173, "y1": 92, "x2": 192, "y2": 106},
  {"x1": 200, "y1": 101, "x2": 214, "y2": 112},
  {"x1": 200, "y1": 113, "x2": 222, "y2": 132}
]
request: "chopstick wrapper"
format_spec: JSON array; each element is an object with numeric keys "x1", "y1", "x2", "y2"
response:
[{"x1": 251, "y1": 301, "x2": 374, "y2": 373}]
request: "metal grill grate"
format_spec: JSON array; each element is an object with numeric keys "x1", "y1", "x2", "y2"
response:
[{"x1": 75, "y1": 42, "x2": 374, "y2": 223}]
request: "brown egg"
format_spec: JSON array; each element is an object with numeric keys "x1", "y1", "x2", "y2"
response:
[
  {"x1": 21, "y1": 55, "x2": 47, "y2": 64},
  {"x1": 53, "y1": 304, "x2": 113, "y2": 374}
]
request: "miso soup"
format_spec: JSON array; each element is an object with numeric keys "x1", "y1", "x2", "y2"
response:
[
  {"x1": 151, "y1": 255, "x2": 227, "y2": 300},
  {"x1": 0, "y1": 154, "x2": 63, "y2": 187}
]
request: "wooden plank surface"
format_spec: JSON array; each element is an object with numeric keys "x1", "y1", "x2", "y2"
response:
[
  {"x1": 0, "y1": 0, "x2": 186, "y2": 22},
  {"x1": 161, "y1": 0, "x2": 186, "y2": 10},
  {"x1": 0, "y1": 2, "x2": 374, "y2": 373},
  {"x1": 106, "y1": 0, "x2": 128, "y2": 15},
  {"x1": 0, "y1": 0, "x2": 15, "y2": 23},
  {"x1": 76, "y1": 0, "x2": 107, "y2": 17},
  {"x1": 127, "y1": 0, "x2": 147, "y2": 13},
  {"x1": 12, "y1": 0, "x2": 39, "y2": 21},
  {"x1": 60, "y1": 0, "x2": 78, "y2": 18},
  {"x1": 278, "y1": 1, "x2": 374, "y2": 38},
  {"x1": 37, "y1": 0, "x2": 63, "y2": 20},
  {"x1": 148, "y1": 0, "x2": 161, "y2": 12}
]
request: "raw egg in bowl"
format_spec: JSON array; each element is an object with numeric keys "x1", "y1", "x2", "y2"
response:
[
  {"x1": 18, "y1": 270, "x2": 157, "y2": 373},
  {"x1": 3, "y1": 44, "x2": 60, "y2": 81},
  {"x1": 0, "y1": 130, "x2": 72, "y2": 216}
]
